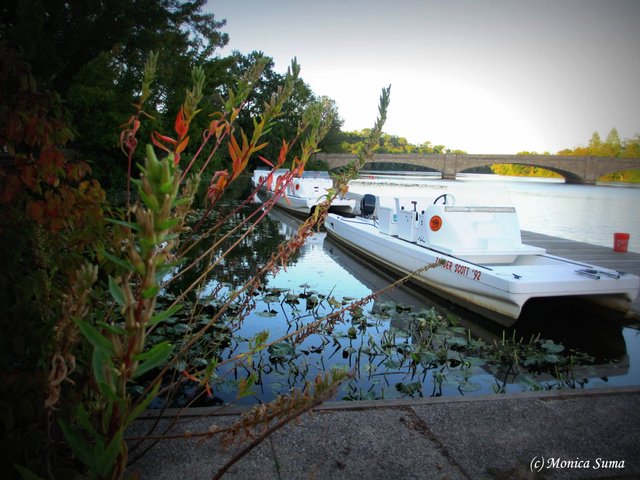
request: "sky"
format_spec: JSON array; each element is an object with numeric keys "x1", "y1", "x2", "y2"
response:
[{"x1": 205, "y1": 0, "x2": 640, "y2": 154}]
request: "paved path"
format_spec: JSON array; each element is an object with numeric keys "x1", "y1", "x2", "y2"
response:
[{"x1": 128, "y1": 387, "x2": 640, "y2": 479}]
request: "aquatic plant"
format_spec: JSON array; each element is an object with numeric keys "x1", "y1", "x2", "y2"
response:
[{"x1": 145, "y1": 279, "x2": 596, "y2": 406}]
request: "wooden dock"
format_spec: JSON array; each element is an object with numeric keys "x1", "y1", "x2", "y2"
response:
[{"x1": 522, "y1": 231, "x2": 640, "y2": 316}]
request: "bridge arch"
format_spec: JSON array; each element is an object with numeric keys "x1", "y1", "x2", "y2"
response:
[{"x1": 458, "y1": 158, "x2": 580, "y2": 183}]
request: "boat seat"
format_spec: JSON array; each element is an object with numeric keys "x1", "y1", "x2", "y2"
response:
[
  {"x1": 398, "y1": 205, "x2": 422, "y2": 242},
  {"x1": 417, "y1": 205, "x2": 545, "y2": 263},
  {"x1": 376, "y1": 196, "x2": 432, "y2": 237},
  {"x1": 375, "y1": 196, "x2": 400, "y2": 236}
]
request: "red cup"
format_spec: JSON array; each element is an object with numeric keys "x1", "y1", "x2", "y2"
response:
[{"x1": 613, "y1": 233, "x2": 630, "y2": 253}]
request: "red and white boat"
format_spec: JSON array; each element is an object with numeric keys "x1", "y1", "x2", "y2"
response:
[{"x1": 252, "y1": 169, "x2": 356, "y2": 218}]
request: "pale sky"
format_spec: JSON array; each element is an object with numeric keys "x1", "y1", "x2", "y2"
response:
[{"x1": 206, "y1": 0, "x2": 640, "y2": 154}]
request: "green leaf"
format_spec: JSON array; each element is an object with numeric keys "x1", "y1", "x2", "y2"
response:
[
  {"x1": 92, "y1": 348, "x2": 116, "y2": 398},
  {"x1": 543, "y1": 354, "x2": 561, "y2": 364},
  {"x1": 13, "y1": 464, "x2": 45, "y2": 480},
  {"x1": 133, "y1": 342, "x2": 173, "y2": 379},
  {"x1": 58, "y1": 419, "x2": 96, "y2": 471},
  {"x1": 100, "y1": 249, "x2": 136, "y2": 273},
  {"x1": 158, "y1": 181, "x2": 174, "y2": 195},
  {"x1": 203, "y1": 357, "x2": 219, "y2": 380},
  {"x1": 172, "y1": 323, "x2": 191, "y2": 334},
  {"x1": 142, "y1": 285, "x2": 160, "y2": 299},
  {"x1": 541, "y1": 341, "x2": 564, "y2": 353},
  {"x1": 149, "y1": 304, "x2": 182, "y2": 326},
  {"x1": 172, "y1": 196, "x2": 193, "y2": 206},
  {"x1": 139, "y1": 189, "x2": 159, "y2": 211},
  {"x1": 156, "y1": 218, "x2": 180, "y2": 231},
  {"x1": 108, "y1": 276, "x2": 125, "y2": 306},
  {"x1": 384, "y1": 359, "x2": 400, "y2": 369},
  {"x1": 261, "y1": 295, "x2": 280, "y2": 303},
  {"x1": 520, "y1": 375, "x2": 544, "y2": 391},
  {"x1": 448, "y1": 337, "x2": 468, "y2": 347},
  {"x1": 105, "y1": 217, "x2": 140, "y2": 231},
  {"x1": 237, "y1": 372, "x2": 258, "y2": 399},
  {"x1": 98, "y1": 381, "x2": 120, "y2": 403},
  {"x1": 77, "y1": 319, "x2": 115, "y2": 356},
  {"x1": 76, "y1": 404, "x2": 97, "y2": 438},
  {"x1": 458, "y1": 381, "x2": 482, "y2": 392},
  {"x1": 347, "y1": 326, "x2": 357, "y2": 339},
  {"x1": 96, "y1": 321, "x2": 126, "y2": 336},
  {"x1": 395, "y1": 381, "x2": 422, "y2": 396},
  {"x1": 268, "y1": 342, "x2": 295, "y2": 358},
  {"x1": 419, "y1": 352, "x2": 438, "y2": 366},
  {"x1": 95, "y1": 430, "x2": 123, "y2": 478},
  {"x1": 249, "y1": 331, "x2": 269, "y2": 350}
]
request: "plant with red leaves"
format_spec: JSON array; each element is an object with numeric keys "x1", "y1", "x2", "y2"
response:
[{"x1": 53, "y1": 48, "x2": 392, "y2": 480}]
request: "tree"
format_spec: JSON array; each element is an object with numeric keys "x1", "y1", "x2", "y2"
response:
[
  {"x1": 220, "y1": 51, "x2": 341, "y2": 166},
  {"x1": 588, "y1": 131, "x2": 602, "y2": 150},
  {"x1": 2, "y1": 0, "x2": 230, "y2": 190},
  {"x1": 0, "y1": 0, "x2": 228, "y2": 94},
  {"x1": 622, "y1": 134, "x2": 640, "y2": 158},
  {"x1": 317, "y1": 97, "x2": 345, "y2": 153},
  {"x1": 556, "y1": 129, "x2": 640, "y2": 182},
  {"x1": 604, "y1": 127, "x2": 622, "y2": 157}
]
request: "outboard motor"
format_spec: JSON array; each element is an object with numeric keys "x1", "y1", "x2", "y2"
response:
[{"x1": 360, "y1": 194, "x2": 376, "y2": 217}]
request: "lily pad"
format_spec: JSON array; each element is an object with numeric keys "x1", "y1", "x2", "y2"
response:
[{"x1": 541, "y1": 341, "x2": 565, "y2": 353}]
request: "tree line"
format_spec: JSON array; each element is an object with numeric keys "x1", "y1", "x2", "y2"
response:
[{"x1": 491, "y1": 128, "x2": 640, "y2": 181}]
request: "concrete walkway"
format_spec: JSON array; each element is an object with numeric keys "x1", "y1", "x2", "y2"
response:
[{"x1": 128, "y1": 387, "x2": 640, "y2": 479}]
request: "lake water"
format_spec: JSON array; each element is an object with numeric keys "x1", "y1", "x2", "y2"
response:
[{"x1": 159, "y1": 175, "x2": 640, "y2": 407}]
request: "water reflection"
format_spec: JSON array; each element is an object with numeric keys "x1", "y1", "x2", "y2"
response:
[{"x1": 165, "y1": 203, "x2": 298, "y2": 299}]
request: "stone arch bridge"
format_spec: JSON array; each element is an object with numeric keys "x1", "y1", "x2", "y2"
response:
[{"x1": 315, "y1": 153, "x2": 640, "y2": 184}]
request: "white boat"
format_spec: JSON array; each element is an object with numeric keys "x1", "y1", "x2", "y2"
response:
[
  {"x1": 252, "y1": 169, "x2": 356, "y2": 218},
  {"x1": 324, "y1": 193, "x2": 640, "y2": 327}
]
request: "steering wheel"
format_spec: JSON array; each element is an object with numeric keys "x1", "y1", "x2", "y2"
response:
[{"x1": 433, "y1": 193, "x2": 456, "y2": 205}]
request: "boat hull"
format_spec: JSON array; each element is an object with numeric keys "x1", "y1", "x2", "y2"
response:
[
  {"x1": 257, "y1": 187, "x2": 355, "y2": 218},
  {"x1": 324, "y1": 213, "x2": 639, "y2": 326}
]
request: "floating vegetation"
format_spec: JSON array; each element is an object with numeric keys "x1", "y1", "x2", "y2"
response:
[{"x1": 135, "y1": 284, "x2": 599, "y2": 408}]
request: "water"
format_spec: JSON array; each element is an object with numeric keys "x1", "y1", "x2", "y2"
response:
[{"x1": 155, "y1": 175, "x2": 640, "y2": 407}]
